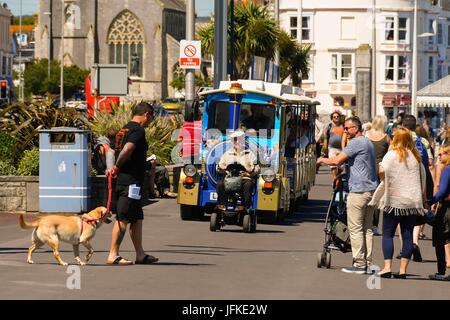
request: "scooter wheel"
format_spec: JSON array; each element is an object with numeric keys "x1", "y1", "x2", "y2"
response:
[
  {"x1": 325, "y1": 252, "x2": 331, "y2": 269},
  {"x1": 243, "y1": 214, "x2": 252, "y2": 233},
  {"x1": 316, "y1": 252, "x2": 323, "y2": 268},
  {"x1": 210, "y1": 213, "x2": 219, "y2": 232}
]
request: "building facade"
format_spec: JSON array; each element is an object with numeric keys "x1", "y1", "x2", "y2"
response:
[
  {"x1": 0, "y1": 4, "x2": 13, "y2": 83},
  {"x1": 35, "y1": 0, "x2": 186, "y2": 100},
  {"x1": 279, "y1": 0, "x2": 450, "y2": 119}
]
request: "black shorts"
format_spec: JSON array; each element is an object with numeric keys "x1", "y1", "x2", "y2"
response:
[{"x1": 115, "y1": 184, "x2": 144, "y2": 223}]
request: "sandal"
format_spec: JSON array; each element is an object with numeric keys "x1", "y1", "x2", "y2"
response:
[
  {"x1": 106, "y1": 256, "x2": 133, "y2": 265},
  {"x1": 162, "y1": 192, "x2": 178, "y2": 199},
  {"x1": 135, "y1": 254, "x2": 159, "y2": 265}
]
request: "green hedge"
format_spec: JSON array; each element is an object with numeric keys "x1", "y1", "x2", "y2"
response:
[{"x1": 17, "y1": 148, "x2": 39, "y2": 176}]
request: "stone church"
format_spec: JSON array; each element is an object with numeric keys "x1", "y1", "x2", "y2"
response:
[{"x1": 35, "y1": 0, "x2": 186, "y2": 100}]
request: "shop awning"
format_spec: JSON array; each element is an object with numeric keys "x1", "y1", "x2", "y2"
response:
[
  {"x1": 382, "y1": 95, "x2": 397, "y2": 107},
  {"x1": 417, "y1": 75, "x2": 450, "y2": 108},
  {"x1": 382, "y1": 94, "x2": 411, "y2": 107}
]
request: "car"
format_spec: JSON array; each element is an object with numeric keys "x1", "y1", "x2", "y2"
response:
[{"x1": 161, "y1": 97, "x2": 182, "y2": 114}]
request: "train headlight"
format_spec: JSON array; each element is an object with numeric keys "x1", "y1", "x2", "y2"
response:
[
  {"x1": 183, "y1": 164, "x2": 197, "y2": 177},
  {"x1": 262, "y1": 168, "x2": 275, "y2": 182}
]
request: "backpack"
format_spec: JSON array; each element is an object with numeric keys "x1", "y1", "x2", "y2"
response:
[
  {"x1": 92, "y1": 144, "x2": 107, "y2": 175},
  {"x1": 331, "y1": 220, "x2": 351, "y2": 253},
  {"x1": 415, "y1": 136, "x2": 434, "y2": 200},
  {"x1": 415, "y1": 137, "x2": 429, "y2": 170}
]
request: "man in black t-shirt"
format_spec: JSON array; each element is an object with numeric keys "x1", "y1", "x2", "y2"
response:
[{"x1": 106, "y1": 102, "x2": 159, "y2": 265}]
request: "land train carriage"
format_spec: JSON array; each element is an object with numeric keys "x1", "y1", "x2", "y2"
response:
[{"x1": 177, "y1": 80, "x2": 319, "y2": 224}]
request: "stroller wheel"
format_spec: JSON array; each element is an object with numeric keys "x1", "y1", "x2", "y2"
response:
[
  {"x1": 316, "y1": 252, "x2": 323, "y2": 268},
  {"x1": 210, "y1": 213, "x2": 220, "y2": 232},
  {"x1": 325, "y1": 252, "x2": 331, "y2": 269}
]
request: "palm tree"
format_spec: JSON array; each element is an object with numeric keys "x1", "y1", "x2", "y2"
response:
[
  {"x1": 278, "y1": 31, "x2": 311, "y2": 86},
  {"x1": 197, "y1": 2, "x2": 279, "y2": 79},
  {"x1": 197, "y1": 2, "x2": 311, "y2": 85}
]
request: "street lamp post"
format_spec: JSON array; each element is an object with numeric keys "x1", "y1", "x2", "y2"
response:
[
  {"x1": 185, "y1": 0, "x2": 195, "y2": 101},
  {"x1": 60, "y1": 0, "x2": 65, "y2": 108},
  {"x1": 43, "y1": 11, "x2": 52, "y2": 80},
  {"x1": 412, "y1": 0, "x2": 436, "y2": 118},
  {"x1": 18, "y1": 0, "x2": 23, "y2": 102},
  {"x1": 411, "y1": 0, "x2": 419, "y2": 118}
]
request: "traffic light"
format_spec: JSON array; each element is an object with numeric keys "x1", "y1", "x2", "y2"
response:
[{"x1": 0, "y1": 81, "x2": 7, "y2": 99}]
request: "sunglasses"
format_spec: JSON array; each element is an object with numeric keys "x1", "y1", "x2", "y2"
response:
[{"x1": 344, "y1": 126, "x2": 357, "y2": 131}]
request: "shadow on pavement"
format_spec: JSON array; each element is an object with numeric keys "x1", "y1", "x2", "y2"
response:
[{"x1": 164, "y1": 244, "x2": 319, "y2": 254}]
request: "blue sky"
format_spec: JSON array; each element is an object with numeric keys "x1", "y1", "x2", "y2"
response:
[{"x1": 4, "y1": 0, "x2": 214, "y2": 17}]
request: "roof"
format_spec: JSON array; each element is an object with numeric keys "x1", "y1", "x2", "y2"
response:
[
  {"x1": 417, "y1": 75, "x2": 450, "y2": 108},
  {"x1": 199, "y1": 80, "x2": 319, "y2": 105},
  {"x1": 417, "y1": 74, "x2": 450, "y2": 97},
  {"x1": 160, "y1": 0, "x2": 185, "y2": 12}
]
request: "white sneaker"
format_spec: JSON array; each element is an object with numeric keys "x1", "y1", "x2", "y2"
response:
[
  {"x1": 429, "y1": 274, "x2": 450, "y2": 281},
  {"x1": 341, "y1": 266, "x2": 367, "y2": 274}
]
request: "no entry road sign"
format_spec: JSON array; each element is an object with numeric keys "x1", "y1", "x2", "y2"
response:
[{"x1": 180, "y1": 40, "x2": 201, "y2": 69}]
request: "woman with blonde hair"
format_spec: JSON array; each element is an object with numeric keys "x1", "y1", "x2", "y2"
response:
[
  {"x1": 366, "y1": 115, "x2": 390, "y2": 235},
  {"x1": 369, "y1": 127, "x2": 427, "y2": 279},
  {"x1": 428, "y1": 144, "x2": 450, "y2": 280}
]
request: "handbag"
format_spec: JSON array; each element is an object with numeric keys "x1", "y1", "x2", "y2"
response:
[{"x1": 415, "y1": 165, "x2": 434, "y2": 226}]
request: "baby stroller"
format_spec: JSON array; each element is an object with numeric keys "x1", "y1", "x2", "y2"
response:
[{"x1": 317, "y1": 166, "x2": 351, "y2": 269}]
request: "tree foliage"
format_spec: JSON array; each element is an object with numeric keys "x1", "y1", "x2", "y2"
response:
[
  {"x1": 197, "y1": 2, "x2": 309, "y2": 83},
  {"x1": 13, "y1": 15, "x2": 35, "y2": 25},
  {"x1": 23, "y1": 59, "x2": 89, "y2": 98},
  {"x1": 170, "y1": 73, "x2": 212, "y2": 93}
]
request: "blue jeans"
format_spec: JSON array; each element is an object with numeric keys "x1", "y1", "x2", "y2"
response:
[{"x1": 382, "y1": 212, "x2": 416, "y2": 260}]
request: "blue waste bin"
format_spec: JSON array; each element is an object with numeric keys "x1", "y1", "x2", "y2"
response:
[{"x1": 39, "y1": 128, "x2": 91, "y2": 213}]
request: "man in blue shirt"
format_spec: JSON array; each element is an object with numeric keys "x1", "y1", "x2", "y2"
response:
[{"x1": 317, "y1": 116, "x2": 378, "y2": 274}]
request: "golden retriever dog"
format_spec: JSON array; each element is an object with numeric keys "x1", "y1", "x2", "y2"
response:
[{"x1": 19, "y1": 207, "x2": 112, "y2": 266}]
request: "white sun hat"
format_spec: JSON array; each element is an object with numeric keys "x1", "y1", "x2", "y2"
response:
[{"x1": 229, "y1": 129, "x2": 245, "y2": 139}]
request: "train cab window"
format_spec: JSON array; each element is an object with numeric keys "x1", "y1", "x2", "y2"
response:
[
  {"x1": 208, "y1": 101, "x2": 231, "y2": 134},
  {"x1": 239, "y1": 104, "x2": 275, "y2": 137}
]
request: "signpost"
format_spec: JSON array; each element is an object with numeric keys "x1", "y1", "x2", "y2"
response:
[
  {"x1": 180, "y1": 40, "x2": 201, "y2": 69},
  {"x1": 90, "y1": 64, "x2": 128, "y2": 115}
]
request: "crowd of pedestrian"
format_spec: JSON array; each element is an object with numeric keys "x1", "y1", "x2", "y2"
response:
[{"x1": 317, "y1": 111, "x2": 450, "y2": 281}]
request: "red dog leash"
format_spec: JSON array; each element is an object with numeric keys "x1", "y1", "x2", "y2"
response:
[{"x1": 80, "y1": 174, "x2": 114, "y2": 236}]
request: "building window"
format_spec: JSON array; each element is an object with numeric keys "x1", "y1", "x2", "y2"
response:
[
  {"x1": 331, "y1": 53, "x2": 353, "y2": 82},
  {"x1": 447, "y1": 24, "x2": 450, "y2": 47},
  {"x1": 385, "y1": 56, "x2": 395, "y2": 81},
  {"x1": 398, "y1": 55, "x2": 407, "y2": 81},
  {"x1": 290, "y1": 16, "x2": 297, "y2": 39},
  {"x1": 385, "y1": 17, "x2": 395, "y2": 41},
  {"x1": 341, "y1": 17, "x2": 355, "y2": 40},
  {"x1": 428, "y1": 56, "x2": 435, "y2": 82},
  {"x1": 302, "y1": 16, "x2": 311, "y2": 41},
  {"x1": 384, "y1": 16, "x2": 409, "y2": 43},
  {"x1": 384, "y1": 55, "x2": 408, "y2": 82},
  {"x1": 437, "y1": 63, "x2": 443, "y2": 80},
  {"x1": 108, "y1": 10, "x2": 145, "y2": 77},
  {"x1": 429, "y1": 19, "x2": 435, "y2": 45},
  {"x1": 289, "y1": 15, "x2": 312, "y2": 42},
  {"x1": 437, "y1": 23, "x2": 444, "y2": 45},
  {"x1": 398, "y1": 17, "x2": 408, "y2": 42}
]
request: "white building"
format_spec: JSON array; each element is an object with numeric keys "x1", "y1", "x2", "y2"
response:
[
  {"x1": 0, "y1": 4, "x2": 13, "y2": 82},
  {"x1": 279, "y1": 0, "x2": 450, "y2": 120}
]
